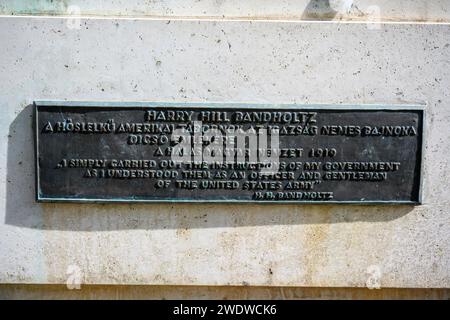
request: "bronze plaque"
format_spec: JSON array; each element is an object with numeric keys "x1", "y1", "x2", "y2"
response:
[{"x1": 35, "y1": 101, "x2": 424, "y2": 204}]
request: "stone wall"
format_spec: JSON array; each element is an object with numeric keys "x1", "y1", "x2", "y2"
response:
[{"x1": 0, "y1": 1, "x2": 449, "y2": 299}]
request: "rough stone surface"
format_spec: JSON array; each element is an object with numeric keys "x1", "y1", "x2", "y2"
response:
[{"x1": 0, "y1": 16, "x2": 449, "y2": 288}]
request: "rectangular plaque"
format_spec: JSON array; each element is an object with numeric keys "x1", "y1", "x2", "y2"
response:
[{"x1": 35, "y1": 101, "x2": 424, "y2": 204}]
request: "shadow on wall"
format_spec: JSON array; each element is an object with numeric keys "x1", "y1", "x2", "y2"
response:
[
  {"x1": 5, "y1": 105, "x2": 414, "y2": 232},
  {"x1": 301, "y1": 0, "x2": 339, "y2": 20}
]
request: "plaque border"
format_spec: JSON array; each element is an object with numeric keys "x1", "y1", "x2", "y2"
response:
[{"x1": 34, "y1": 100, "x2": 425, "y2": 205}]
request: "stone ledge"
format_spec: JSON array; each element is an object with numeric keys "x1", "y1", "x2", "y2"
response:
[
  {"x1": 1, "y1": 1, "x2": 450, "y2": 22},
  {"x1": 1, "y1": 284, "x2": 450, "y2": 300}
]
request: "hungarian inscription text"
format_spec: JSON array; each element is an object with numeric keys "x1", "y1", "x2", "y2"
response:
[{"x1": 35, "y1": 102, "x2": 424, "y2": 203}]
